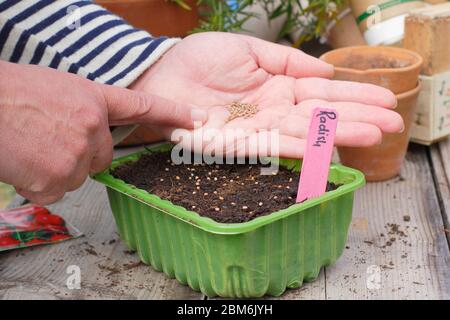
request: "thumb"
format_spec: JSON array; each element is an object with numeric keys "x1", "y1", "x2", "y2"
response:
[{"x1": 99, "y1": 84, "x2": 208, "y2": 129}]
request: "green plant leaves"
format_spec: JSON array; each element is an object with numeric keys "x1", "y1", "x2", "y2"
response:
[{"x1": 186, "y1": 0, "x2": 346, "y2": 47}]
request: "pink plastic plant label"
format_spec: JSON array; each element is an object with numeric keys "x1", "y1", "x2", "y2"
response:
[{"x1": 296, "y1": 108, "x2": 339, "y2": 203}]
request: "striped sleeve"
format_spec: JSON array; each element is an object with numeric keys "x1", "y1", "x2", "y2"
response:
[{"x1": 0, "y1": 0, "x2": 180, "y2": 87}]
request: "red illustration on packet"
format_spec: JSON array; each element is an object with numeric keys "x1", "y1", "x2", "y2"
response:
[{"x1": 0, "y1": 204, "x2": 81, "y2": 252}]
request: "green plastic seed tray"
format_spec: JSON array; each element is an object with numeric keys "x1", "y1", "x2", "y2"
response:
[{"x1": 92, "y1": 143, "x2": 365, "y2": 298}]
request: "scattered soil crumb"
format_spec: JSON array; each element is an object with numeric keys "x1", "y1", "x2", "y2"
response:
[
  {"x1": 381, "y1": 222, "x2": 410, "y2": 248},
  {"x1": 387, "y1": 223, "x2": 407, "y2": 237},
  {"x1": 98, "y1": 264, "x2": 121, "y2": 277},
  {"x1": 403, "y1": 215, "x2": 411, "y2": 222},
  {"x1": 85, "y1": 248, "x2": 98, "y2": 256},
  {"x1": 122, "y1": 261, "x2": 144, "y2": 270}
]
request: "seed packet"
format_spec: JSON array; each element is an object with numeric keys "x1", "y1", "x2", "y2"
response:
[{"x1": 0, "y1": 204, "x2": 82, "y2": 252}]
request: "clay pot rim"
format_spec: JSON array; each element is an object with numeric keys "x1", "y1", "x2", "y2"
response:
[
  {"x1": 320, "y1": 46, "x2": 423, "y2": 75},
  {"x1": 396, "y1": 80, "x2": 422, "y2": 99}
]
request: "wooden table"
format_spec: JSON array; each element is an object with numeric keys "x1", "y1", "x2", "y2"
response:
[{"x1": 1, "y1": 140, "x2": 449, "y2": 300}]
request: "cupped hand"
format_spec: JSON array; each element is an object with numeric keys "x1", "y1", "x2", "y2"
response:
[
  {"x1": 131, "y1": 32, "x2": 403, "y2": 158},
  {"x1": 0, "y1": 61, "x2": 205, "y2": 204}
]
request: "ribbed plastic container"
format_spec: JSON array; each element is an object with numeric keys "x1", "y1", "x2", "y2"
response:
[{"x1": 93, "y1": 144, "x2": 365, "y2": 297}]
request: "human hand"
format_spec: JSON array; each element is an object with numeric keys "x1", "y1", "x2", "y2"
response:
[
  {"x1": 131, "y1": 32, "x2": 403, "y2": 158},
  {"x1": 0, "y1": 61, "x2": 206, "y2": 204}
]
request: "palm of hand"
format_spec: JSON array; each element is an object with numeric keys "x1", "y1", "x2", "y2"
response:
[{"x1": 131, "y1": 32, "x2": 402, "y2": 158}]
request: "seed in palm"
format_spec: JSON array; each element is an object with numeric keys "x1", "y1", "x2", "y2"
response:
[{"x1": 227, "y1": 102, "x2": 258, "y2": 122}]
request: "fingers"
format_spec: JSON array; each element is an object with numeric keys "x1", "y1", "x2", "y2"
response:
[
  {"x1": 222, "y1": 133, "x2": 306, "y2": 159},
  {"x1": 278, "y1": 115, "x2": 383, "y2": 147},
  {"x1": 295, "y1": 78, "x2": 397, "y2": 108},
  {"x1": 269, "y1": 135, "x2": 306, "y2": 159},
  {"x1": 294, "y1": 99, "x2": 404, "y2": 133},
  {"x1": 100, "y1": 84, "x2": 208, "y2": 129},
  {"x1": 89, "y1": 128, "x2": 114, "y2": 174},
  {"x1": 243, "y1": 35, "x2": 334, "y2": 79},
  {"x1": 16, "y1": 188, "x2": 65, "y2": 206},
  {"x1": 17, "y1": 130, "x2": 113, "y2": 200}
]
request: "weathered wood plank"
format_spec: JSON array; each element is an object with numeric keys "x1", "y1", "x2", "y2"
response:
[
  {"x1": 0, "y1": 144, "x2": 204, "y2": 300},
  {"x1": 431, "y1": 139, "x2": 450, "y2": 233},
  {"x1": 325, "y1": 145, "x2": 450, "y2": 299},
  {"x1": 3, "y1": 143, "x2": 449, "y2": 299}
]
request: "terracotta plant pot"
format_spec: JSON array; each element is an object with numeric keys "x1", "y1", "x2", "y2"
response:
[
  {"x1": 320, "y1": 46, "x2": 423, "y2": 181},
  {"x1": 338, "y1": 82, "x2": 422, "y2": 181},
  {"x1": 320, "y1": 46, "x2": 423, "y2": 94},
  {"x1": 96, "y1": 0, "x2": 199, "y2": 146},
  {"x1": 96, "y1": 0, "x2": 199, "y2": 37}
]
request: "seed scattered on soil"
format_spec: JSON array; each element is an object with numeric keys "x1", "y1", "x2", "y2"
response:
[
  {"x1": 112, "y1": 151, "x2": 340, "y2": 223},
  {"x1": 403, "y1": 215, "x2": 411, "y2": 222},
  {"x1": 227, "y1": 102, "x2": 258, "y2": 122}
]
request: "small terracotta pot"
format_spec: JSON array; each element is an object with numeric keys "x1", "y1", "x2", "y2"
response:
[
  {"x1": 97, "y1": 0, "x2": 198, "y2": 146},
  {"x1": 96, "y1": 0, "x2": 199, "y2": 37},
  {"x1": 338, "y1": 82, "x2": 422, "y2": 181},
  {"x1": 320, "y1": 46, "x2": 423, "y2": 94},
  {"x1": 321, "y1": 46, "x2": 423, "y2": 181}
]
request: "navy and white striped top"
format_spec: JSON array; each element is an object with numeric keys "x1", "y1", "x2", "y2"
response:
[{"x1": 0, "y1": 0, "x2": 179, "y2": 87}]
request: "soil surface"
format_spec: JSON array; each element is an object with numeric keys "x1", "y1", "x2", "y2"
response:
[
  {"x1": 339, "y1": 54, "x2": 411, "y2": 70},
  {"x1": 111, "y1": 151, "x2": 340, "y2": 223}
]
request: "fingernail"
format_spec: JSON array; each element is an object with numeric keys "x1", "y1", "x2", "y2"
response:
[
  {"x1": 191, "y1": 108, "x2": 208, "y2": 124},
  {"x1": 392, "y1": 99, "x2": 398, "y2": 109},
  {"x1": 399, "y1": 124, "x2": 405, "y2": 133}
]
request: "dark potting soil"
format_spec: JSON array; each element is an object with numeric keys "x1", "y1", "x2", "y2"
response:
[
  {"x1": 339, "y1": 54, "x2": 411, "y2": 70},
  {"x1": 111, "y1": 151, "x2": 340, "y2": 223}
]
